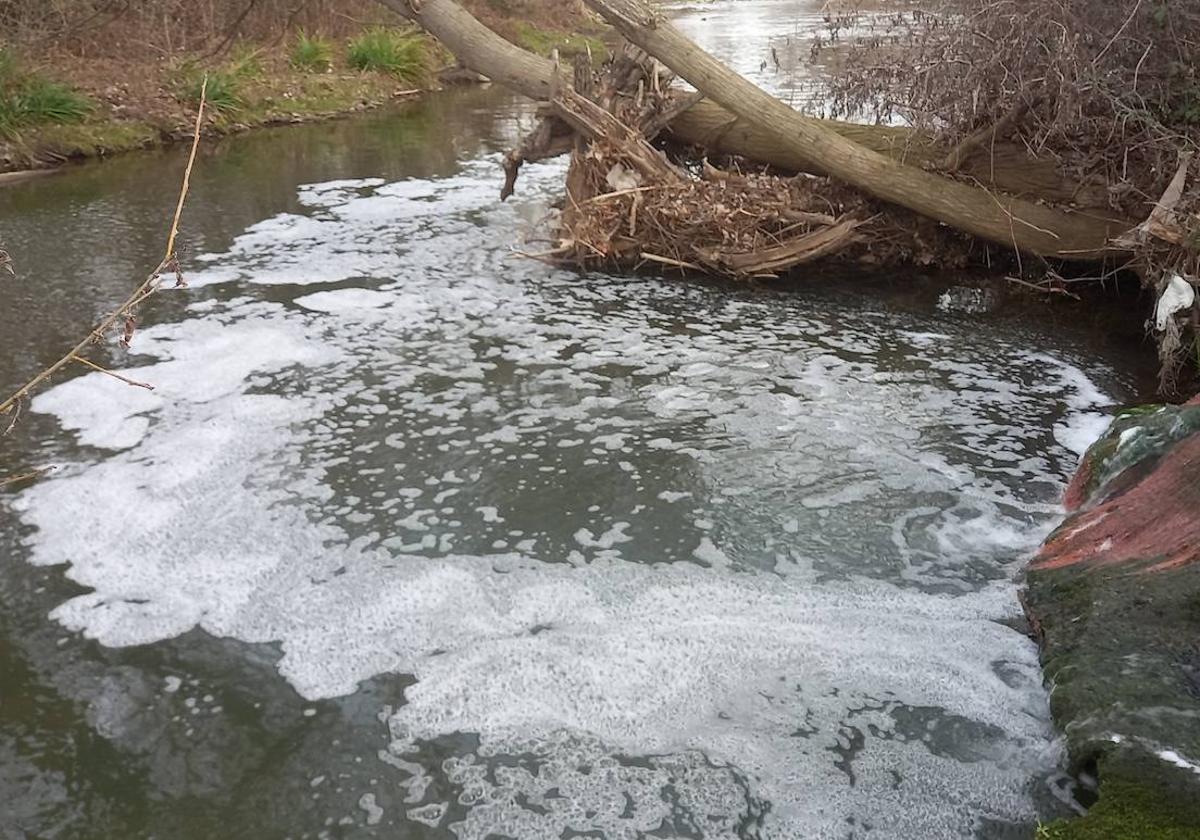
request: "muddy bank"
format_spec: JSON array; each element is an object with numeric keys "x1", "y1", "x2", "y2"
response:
[
  {"x1": 0, "y1": 61, "x2": 426, "y2": 174},
  {"x1": 0, "y1": 2, "x2": 605, "y2": 174},
  {"x1": 1027, "y1": 401, "x2": 1200, "y2": 838}
]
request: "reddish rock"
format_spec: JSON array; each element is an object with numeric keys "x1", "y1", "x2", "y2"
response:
[
  {"x1": 1024, "y1": 399, "x2": 1200, "y2": 837},
  {"x1": 1037, "y1": 432, "x2": 1200, "y2": 572},
  {"x1": 1038, "y1": 403, "x2": 1200, "y2": 572}
]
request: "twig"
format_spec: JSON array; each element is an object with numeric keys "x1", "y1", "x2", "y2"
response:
[
  {"x1": 203, "y1": 0, "x2": 262, "y2": 59},
  {"x1": 165, "y1": 79, "x2": 208, "y2": 264},
  {"x1": 0, "y1": 466, "x2": 56, "y2": 491},
  {"x1": 639, "y1": 252, "x2": 702, "y2": 271},
  {"x1": 580, "y1": 185, "x2": 670, "y2": 204},
  {"x1": 0, "y1": 79, "x2": 206, "y2": 424},
  {"x1": 71, "y1": 355, "x2": 155, "y2": 391},
  {"x1": 942, "y1": 93, "x2": 1037, "y2": 173},
  {"x1": 3, "y1": 398, "x2": 21, "y2": 436},
  {"x1": 1094, "y1": 0, "x2": 1144, "y2": 66},
  {"x1": 1005, "y1": 274, "x2": 1082, "y2": 300}
]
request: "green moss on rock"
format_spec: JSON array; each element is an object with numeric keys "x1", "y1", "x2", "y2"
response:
[
  {"x1": 1073, "y1": 403, "x2": 1200, "y2": 505},
  {"x1": 1027, "y1": 401, "x2": 1200, "y2": 840},
  {"x1": 1036, "y1": 752, "x2": 1200, "y2": 839}
]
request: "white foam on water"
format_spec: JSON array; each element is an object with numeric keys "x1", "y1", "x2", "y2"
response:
[
  {"x1": 1157, "y1": 749, "x2": 1200, "y2": 777},
  {"x1": 29, "y1": 304, "x2": 334, "y2": 451},
  {"x1": 1054, "y1": 412, "x2": 1112, "y2": 458},
  {"x1": 295, "y1": 288, "x2": 393, "y2": 314},
  {"x1": 187, "y1": 157, "x2": 562, "y2": 290},
  {"x1": 15, "y1": 168, "x2": 1127, "y2": 837},
  {"x1": 358, "y1": 791, "x2": 384, "y2": 825},
  {"x1": 1026, "y1": 351, "x2": 1117, "y2": 458}
]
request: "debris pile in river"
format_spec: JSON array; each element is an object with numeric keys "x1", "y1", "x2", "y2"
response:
[
  {"x1": 512, "y1": 49, "x2": 972, "y2": 277},
  {"x1": 391, "y1": 0, "x2": 1197, "y2": 386},
  {"x1": 562, "y1": 155, "x2": 865, "y2": 277}
]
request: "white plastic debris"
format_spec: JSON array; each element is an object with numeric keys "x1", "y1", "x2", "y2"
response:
[
  {"x1": 1154, "y1": 273, "x2": 1196, "y2": 331},
  {"x1": 605, "y1": 162, "x2": 642, "y2": 193}
]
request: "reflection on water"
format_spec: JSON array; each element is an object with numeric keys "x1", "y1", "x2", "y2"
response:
[
  {"x1": 667, "y1": 0, "x2": 901, "y2": 110},
  {"x1": 0, "y1": 15, "x2": 1132, "y2": 840}
]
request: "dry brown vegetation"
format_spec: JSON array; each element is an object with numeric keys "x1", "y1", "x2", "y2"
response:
[
  {"x1": 824, "y1": 1, "x2": 1198, "y2": 226},
  {"x1": 0, "y1": 0, "x2": 596, "y2": 171},
  {"x1": 813, "y1": 0, "x2": 1199, "y2": 384},
  {"x1": 0, "y1": 0, "x2": 588, "y2": 57}
]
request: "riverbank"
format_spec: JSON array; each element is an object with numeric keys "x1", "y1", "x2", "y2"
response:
[
  {"x1": 1028, "y1": 401, "x2": 1200, "y2": 839},
  {"x1": 0, "y1": 3, "x2": 606, "y2": 174},
  {"x1": 0, "y1": 54, "x2": 424, "y2": 172}
]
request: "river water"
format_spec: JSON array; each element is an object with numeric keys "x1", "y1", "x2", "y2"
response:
[{"x1": 0, "y1": 4, "x2": 1149, "y2": 839}]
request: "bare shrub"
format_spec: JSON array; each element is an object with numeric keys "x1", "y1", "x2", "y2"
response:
[
  {"x1": 820, "y1": 1, "x2": 1199, "y2": 235},
  {"x1": 814, "y1": 0, "x2": 1200, "y2": 388}
]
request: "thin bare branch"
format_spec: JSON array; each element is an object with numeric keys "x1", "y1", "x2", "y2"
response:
[
  {"x1": 71, "y1": 356, "x2": 156, "y2": 391},
  {"x1": 0, "y1": 466, "x2": 56, "y2": 491},
  {"x1": 0, "y1": 78, "x2": 207, "y2": 424}
]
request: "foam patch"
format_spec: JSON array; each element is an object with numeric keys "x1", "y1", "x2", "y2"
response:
[{"x1": 17, "y1": 162, "x2": 1125, "y2": 836}]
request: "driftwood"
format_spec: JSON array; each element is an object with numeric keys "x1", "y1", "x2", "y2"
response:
[
  {"x1": 506, "y1": 50, "x2": 879, "y2": 278},
  {"x1": 375, "y1": 0, "x2": 1114, "y2": 215},
  {"x1": 575, "y1": 0, "x2": 1126, "y2": 260},
  {"x1": 556, "y1": 137, "x2": 870, "y2": 277},
  {"x1": 368, "y1": 0, "x2": 1136, "y2": 270}
]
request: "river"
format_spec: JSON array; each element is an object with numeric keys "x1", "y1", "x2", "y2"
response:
[{"x1": 0, "y1": 3, "x2": 1149, "y2": 839}]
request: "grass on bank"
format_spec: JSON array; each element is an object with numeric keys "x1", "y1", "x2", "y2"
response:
[
  {"x1": 291, "y1": 30, "x2": 334, "y2": 72},
  {"x1": 0, "y1": 50, "x2": 92, "y2": 137},
  {"x1": 0, "y1": 24, "x2": 442, "y2": 170},
  {"x1": 171, "y1": 65, "x2": 242, "y2": 115},
  {"x1": 1034, "y1": 759, "x2": 1200, "y2": 840},
  {"x1": 346, "y1": 27, "x2": 432, "y2": 83},
  {"x1": 514, "y1": 23, "x2": 608, "y2": 62},
  {"x1": 169, "y1": 43, "x2": 274, "y2": 117}
]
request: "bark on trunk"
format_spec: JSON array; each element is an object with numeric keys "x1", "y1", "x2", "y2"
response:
[
  {"x1": 580, "y1": 0, "x2": 1125, "y2": 259},
  {"x1": 376, "y1": 0, "x2": 1127, "y2": 259},
  {"x1": 377, "y1": 0, "x2": 1110, "y2": 209},
  {"x1": 371, "y1": 4, "x2": 984, "y2": 176}
]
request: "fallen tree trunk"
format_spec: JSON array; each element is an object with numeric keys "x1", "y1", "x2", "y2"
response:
[
  {"x1": 375, "y1": 0, "x2": 1101, "y2": 208},
  {"x1": 580, "y1": 0, "x2": 1126, "y2": 259},
  {"x1": 377, "y1": 0, "x2": 906, "y2": 157}
]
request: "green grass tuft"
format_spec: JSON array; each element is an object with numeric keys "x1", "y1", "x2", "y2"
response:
[
  {"x1": 346, "y1": 28, "x2": 430, "y2": 83},
  {"x1": 0, "y1": 50, "x2": 91, "y2": 137},
  {"x1": 291, "y1": 30, "x2": 334, "y2": 72},
  {"x1": 227, "y1": 43, "x2": 265, "y2": 81},
  {"x1": 170, "y1": 61, "x2": 243, "y2": 116}
]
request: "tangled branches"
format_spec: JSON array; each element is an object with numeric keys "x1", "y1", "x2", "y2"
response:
[
  {"x1": 555, "y1": 145, "x2": 974, "y2": 277},
  {"x1": 561, "y1": 153, "x2": 866, "y2": 277},
  {"x1": 512, "y1": 46, "x2": 972, "y2": 279},
  {"x1": 817, "y1": 0, "x2": 1200, "y2": 388},
  {"x1": 826, "y1": 2, "x2": 1197, "y2": 206}
]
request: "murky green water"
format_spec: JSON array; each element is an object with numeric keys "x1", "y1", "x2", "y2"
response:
[{"x1": 0, "y1": 5, "x2": 1156, "y2": 839}]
